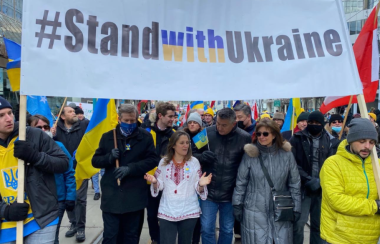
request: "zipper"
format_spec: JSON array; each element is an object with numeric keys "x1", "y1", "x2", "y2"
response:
[{"x1": 359, "y1": 157, "x2": 370, "y2": 199}]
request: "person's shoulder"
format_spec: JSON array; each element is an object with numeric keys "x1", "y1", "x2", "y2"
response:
[
  {"x1": 236, "y1": 127, "x2": 251, "y2": 138},
  {"x1": 139, "y1": 127, "x2": 151, "y2": 135},
  {"x1": 190, "y1": 156, "x2": 200, "y2": 165}
]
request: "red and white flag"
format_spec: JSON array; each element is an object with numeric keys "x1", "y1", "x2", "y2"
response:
[
  {"x1": 320, "y1": 5, "x2": 379, "y2": 114},
  {"x1": 180, "y1": 104, "x2": 190, "y2": 127},
  {"x1": 252, "y1": 101, "x2": 259, "y2": 120}
]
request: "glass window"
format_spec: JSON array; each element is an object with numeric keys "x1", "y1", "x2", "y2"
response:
[
  {"x1": 356, "y1": 20, "x2": 362, "y2": 34},
  {"x1": 350, "y1": 21, "x2": 357, "y2": 35}
]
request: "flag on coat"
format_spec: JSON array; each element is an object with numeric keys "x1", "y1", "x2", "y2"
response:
[
  {"x1": 190, "y1": 101, "x2": 204, "y2": 110},
  {"x1": 3, "y1": 38, "x2": 21, "y2": 91},
  {"x1": 26, "y1": 96, "x2": 54, "y2": 127},
  {"x1": 319, "y1": 5, "x2": 379, "y2": 114},
  {"x1": 281, "y1": 98, "x2": 302, "y2": 132},
  {"x1": 75, "y1": 99, "x2": 118, "y2": 189},
  {"x1": 192, "y1": 128, "x2": 209, "y2": 149}
]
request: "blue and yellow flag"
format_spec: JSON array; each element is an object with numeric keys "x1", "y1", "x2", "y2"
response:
[
  {"x1": 281, "y1": 98, "x2": 302, "y2": 132},
  {"x1": 192, "y1": 128, "x2": 209, "y2": 149},
  {"x1": 75, "y1": 99, "x2": 118, "y2": 189},
  {"x1": 190, "y1": 101, "x2": 204, "y2": 110},
  {"x1": 3, "y1": 38, "x2": 21, "y2": 91}
]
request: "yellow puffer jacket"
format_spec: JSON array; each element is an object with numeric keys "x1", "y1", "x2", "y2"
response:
[{"x1": 320, "y1": 140, "x2": 380, "y2": 244}]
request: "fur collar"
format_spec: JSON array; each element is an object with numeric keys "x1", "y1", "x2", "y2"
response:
[{"x1": 244, "y1": 142, "x2": 292, "y2": 158}]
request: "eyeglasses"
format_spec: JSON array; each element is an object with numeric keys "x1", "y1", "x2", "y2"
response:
[
  {"x1": 331, "y1": 120, "x2": 343, "y2": 124},
  {"x1": 256, "y1": 132, "x2": 270, "y2": 137},
  {"x1": 36, "y1": 125, "x2": 50, "y2": 130}
]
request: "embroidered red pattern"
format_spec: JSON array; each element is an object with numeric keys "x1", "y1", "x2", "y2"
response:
[
  {"x1": 171, "y1": 163, "x2": 184, "y2": 185},
  {"x1": 158, "y1": 211, "x2": 201, "y2": 221}
]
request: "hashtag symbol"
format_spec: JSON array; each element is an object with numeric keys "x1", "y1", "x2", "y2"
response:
[{"x1": 35, "y1": 10, "x2": 61, "y2": 49}]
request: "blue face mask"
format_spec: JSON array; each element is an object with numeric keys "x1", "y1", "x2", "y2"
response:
[
  {"x1": 120, "y1": 122, "x2": 137, "y2": 136},
  {"x1": 331, "y1": 126, "x2": 342, "y2": 133}
]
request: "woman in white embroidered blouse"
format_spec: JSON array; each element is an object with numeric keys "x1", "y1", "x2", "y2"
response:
[{"x1": 144, "y1": 131, "x2": 212, "y2": 244}]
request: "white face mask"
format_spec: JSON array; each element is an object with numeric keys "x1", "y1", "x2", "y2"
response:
[{"x1": 44, "y1": 131, "x2": 53, "y2": 138}]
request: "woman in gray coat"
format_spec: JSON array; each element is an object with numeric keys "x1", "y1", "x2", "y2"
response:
[{"x1": 232, "y1": 120, "x2": 301, "y2": 244}]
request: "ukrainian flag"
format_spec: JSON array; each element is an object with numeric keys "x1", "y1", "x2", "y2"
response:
[
  {"x1": 192, "y1": 128, "x2": 209, "y2": 149},
  {"x1": 281, "y1": 98, "x2": 302, "y2": 132},
  {"x1": 3, "y1": 38, "x2": 21, "y2": 91},
  {"x1": 191, "y1": 101, "x2": 204, "y2": 110},
  {"x1": 75, "y1": 99, "x2": 118, "y2": 189}
]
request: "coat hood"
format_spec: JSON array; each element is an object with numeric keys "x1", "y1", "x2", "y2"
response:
[
  {"x1": 244, "y1": 141, "x2": 292, "y2": 158},
  {"x1": 336, "y1": 139, "x2": 372, "y2": 165}
]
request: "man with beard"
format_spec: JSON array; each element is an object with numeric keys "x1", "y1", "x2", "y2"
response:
[
  {"x1": 320, "y1": 118, "x2": 380, "y2": 244},
  {"x1": 290, "y1": 111, "x2": 337, "y2": 244},
  {"x1": 52, "y1": 106, "x2": 89, "y2": 242}
]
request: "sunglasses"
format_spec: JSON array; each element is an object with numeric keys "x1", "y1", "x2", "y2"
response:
[
  {"x1": 36, "y1": 125, "x2": 50, "y2": 130},
  {"x1": 331, "y1": 120, "x2": 343, "y2": 124},
  {"x1": 256, "y1": 132, "x2": 270, "y2": 137}
]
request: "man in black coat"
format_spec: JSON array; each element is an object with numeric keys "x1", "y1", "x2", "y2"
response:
[
  {"x1": 200, "y1": 108, "x2": 251, "y2": 244},
  {"x1": 290, "y1": 111, "x2": 336, "y2": 244},
  {"x1": 92, "y1": 104, "x2": 159, "y2": 244},
  {"x1": 52, "y1": 106, "x2": 88, "y2": 242}
]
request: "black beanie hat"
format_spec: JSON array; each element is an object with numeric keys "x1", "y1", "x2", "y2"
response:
[
  {"x1": 0, "y1": 96, "x2": 13, "y2": 111},
  {"x1": 329, "y1": 114, "x2": 343, "y2": 125},
  {"x1": 75, "y1": 107, "x2": 84, "y2": 115},
  {"x1": 297, "y1": 112, "x2": 310, "y2": 123},
  {"x1": 308, "y1": 111, "x2": 325, "y2": 125}
]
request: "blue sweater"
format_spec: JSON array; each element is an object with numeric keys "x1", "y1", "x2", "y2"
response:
[{"x1": 55, "y1": 141, "x2": 76, "y2": 201}]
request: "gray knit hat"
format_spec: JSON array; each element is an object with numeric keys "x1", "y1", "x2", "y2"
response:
[
  {"x1": 347, "y1": 118, "x2": 378, "y2": 143},
  {"x1": 273, "y1": 112, "x2": 284, "y2": 121},
  {"x1": 187, "y1": 113, "x2": 202, "y2": 126}
]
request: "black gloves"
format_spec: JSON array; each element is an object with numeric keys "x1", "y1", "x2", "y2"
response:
[
  {"x1": 114, "y1": 166, "x2": 130, "y2": 180},
  {"x1": 293, "y1": 212, "x2": 301, "y2": 222},
  {"x1": 14, "y1": 141, "x2": 41, "y2": 164},
  {"x1": 3, "y1": 202, "x2": 29, "y2": 221},
  {"x1": 233, "y1": 205, "x2": 243, "y2": 222},
  {"x1": 376, "y1": 200, "x2": 380, "y2": 214},
  {"x1": 305, "y1": 178, "x2": 321, "y2": 192},
  {"x1": 65, "y1": 200, "x2": 75, "y2": 211},
  {"x1": 201, "y1": 151, "x2": 217, "y2": 165},
  {"x1": 109, "y1": 149, "x2": 120, "y2": 165}
]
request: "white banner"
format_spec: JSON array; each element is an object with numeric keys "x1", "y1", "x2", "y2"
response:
[{"x1": 21, "y1": 0, "x2": 362, "y2": 100}]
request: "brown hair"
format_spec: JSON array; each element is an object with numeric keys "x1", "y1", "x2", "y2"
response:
[
  {"x1": 163, "y1": 131, "x2": 192, "y2": 165},
  {"x1": 156, "y1": 102, "x2": 176, "y2": 121},
  {"x1": 253, "y1": 120, "x2": 284, "y2": 149},
  {"x1": 32, "y1": 115, "x2": 50, "y2": 127}
]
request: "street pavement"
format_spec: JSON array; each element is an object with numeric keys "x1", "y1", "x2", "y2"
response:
[{"x1": 58, "y1": 182, "x2": 311, "y2": 244}]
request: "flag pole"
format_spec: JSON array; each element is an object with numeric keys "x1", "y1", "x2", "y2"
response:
[
  {"x1": 291, "y1": 105, "x2": 295, "y2": 136},
  {"x1": 16, "y1": 95, "x2": 27, "y2": 244},
  {"x1": 357, "y1": 94, "x2": 380, "y2": 198},
  {"x1": 112, "y1": 129, "x2": 121, "y2": 186},
  {"x1": 205, "y1": 128, "x2": 210, "y2": 151},
  {"x1": 339, "y1": 95, "x2": 353, "y2": 140},
  {"x1": 53, "y1": 97, "x2": 67, "y2": 128}
]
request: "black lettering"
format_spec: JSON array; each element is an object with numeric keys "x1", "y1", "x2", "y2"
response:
[
  {"x1": 226, "y1": 31, "x2": 244, "y2": 63},
  {"x1": 122, "y1": 25, "x2": 139, "y2": 58},
  {"x1": 263, "y1": 36, "x2": 274, "y2": 62},
  {"x1": 143, "y1": 22, "x2": 159, "y2": 60},
  {"x1": 276, "y1": 35, "x2": 295, "y2": 61},
  {"x1": 100, "y1": 22, "x2": 118, "y2": 56},
  {"x1": 324, "y1": 29, "x2": 343, "y2": 56},
  {"x1": 64, "y1": 9, "x2": 84, "y2": 52},
  {"x1": 292, "y1": 29, "x2": 305, "y2": 59},
  {"x1": 244, "y1": 32, "x2": 263, "y2": 62},
  {"x1": 87, "y1": 15, "x2": 99, "y2": 54},
  {"x1": 304, "y1": 32, "x2": 325, "y2": 58}
]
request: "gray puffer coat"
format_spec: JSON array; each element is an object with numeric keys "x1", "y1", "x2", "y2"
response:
[{"x1": 232, "y1": 142, "x2": 301, "y2": 244}]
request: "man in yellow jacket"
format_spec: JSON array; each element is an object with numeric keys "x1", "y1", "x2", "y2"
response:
[{"x1": 320, "y1": 118, "x2": 380, "y2": 244}]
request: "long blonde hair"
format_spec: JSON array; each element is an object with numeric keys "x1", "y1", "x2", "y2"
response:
[{"x1": 163, "y1": 131, "x2": 192, "y2": 165}]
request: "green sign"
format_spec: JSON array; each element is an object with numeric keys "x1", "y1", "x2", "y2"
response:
[{"x1": 274, "y1": 100, "x2": 281, "y2": 107}]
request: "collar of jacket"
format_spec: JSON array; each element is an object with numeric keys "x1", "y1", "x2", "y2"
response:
[
  {"x1": 153, "y1": 123, "x2": 173, "y2": 135},
  {"x1": 244, "y1": 141, "x2": 292, "y2": 158},
  {"x1": 114, "y1": 124, "x2": 141, "y2": 141},
  {"x1": 57, "y1": 119, "x2": 81, "y2": 132},
  {"x1": 245, "y1": 119, "x2": 256, "y2": 132},
  {"x1": 338, "y1": 139, "x2": 372, "y2": 165},
  {"x1": 0, "y1": 122, "x2": 20, "y2": 147},
  {"x1": 214, "y1": 123, "x2": 238, "y2": 137}
]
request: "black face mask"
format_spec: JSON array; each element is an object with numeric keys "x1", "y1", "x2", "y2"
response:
[
  {"x1": 237, "y1": 121, "x2": 245, "y2": 129},
  {"x1": 307, "y1": 124, "x2": 323, "y2": 136}
]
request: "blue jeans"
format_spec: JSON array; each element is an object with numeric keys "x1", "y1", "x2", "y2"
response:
[
  {"x1": 3, "y1": 225, "x2": 57, "y2": 244},
  {"x1": 92, "y1": 169, "x2": 104, "y2": 194},
  {"x1": 200, "y1": 200, "x2": 234, "y2": 244}
]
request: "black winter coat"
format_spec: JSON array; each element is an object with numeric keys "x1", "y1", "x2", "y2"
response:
[
  {"x1": 54, "y1": 119, "x2": 88, "y2": 156},
  {"x1": 202, "y1": 125, "x2": 251, "y2": 202},
  {"x1": 146, "y1": 124, "x2": 175, "y2": 157},
  {"x1": 289, "y1": 128, "x2": 336, "y2": 190},
  {"x1": 92, "y1": 126, "x2": 159, "y2": 213},
  {"x1": 0, "y1": 123, "x2": 69, "y2": 228}
]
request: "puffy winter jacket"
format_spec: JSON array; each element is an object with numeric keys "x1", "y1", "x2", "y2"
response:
[
  {"x1": 320, "y1": 140, "x2": 380, "y2": 244},
  {"x1": 203, "y1": 125, "x2": 251, "y2": 202},
  {"x1": 232, "y1": 142, "x2": 301, "y2": 244}
]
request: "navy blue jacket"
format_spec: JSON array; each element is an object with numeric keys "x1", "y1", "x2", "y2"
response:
[
  {"x1": 245, "y1": 119, "x2": 257, "y2": 136},
  {"x1": 55, "y1": 141, "x2": 76, "y2": 201}
]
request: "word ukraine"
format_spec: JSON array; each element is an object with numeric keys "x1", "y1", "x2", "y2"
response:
[{"x1": 40, "y1": 9, "x2": 343, "y2": 63}]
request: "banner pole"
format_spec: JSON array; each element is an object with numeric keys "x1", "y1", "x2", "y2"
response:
[
  {"x1": 113, "y1": 129, "x2": 121, "y2": 186},
  {"x1": 53, "y1": 97, "x2": 67, "y2": 128},
  {"x1": 339, "y1": 95, "x2": 353, "y2": 140},
  {"x1": 16, "y1": 95, "x2": 27, "y2": 244},
  {"x1": 357, "y1": 94, "x2": 380, "y2": 198}
]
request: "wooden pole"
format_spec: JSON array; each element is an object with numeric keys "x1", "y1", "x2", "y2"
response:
[
  {"x1": 53, "y1": 97, "x2": 67, "y2": 128},
  {"x1": 113, "y1": 129, "x2": 120, "y2": 186},
  {"x1": 357, "y1": 94, "x2": 380, "y2": 198},
  {"x1": 339, "y1": 95, "x2": 353, "y2": 140},
  {"x1": 16, "y1": 95, "x2": 27, "y2": 244}
]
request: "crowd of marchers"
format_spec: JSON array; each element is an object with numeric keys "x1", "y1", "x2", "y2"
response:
[{"x1": 0, "y1": 97, "x2": 380, "y2": 244}]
